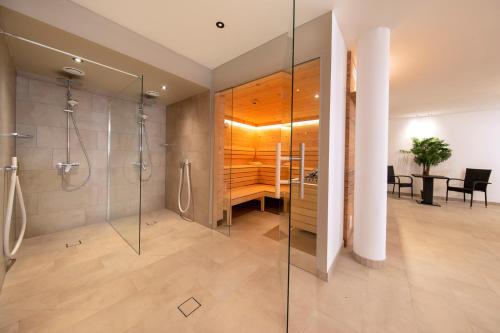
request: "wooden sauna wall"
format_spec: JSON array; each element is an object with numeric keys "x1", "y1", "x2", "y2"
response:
[{"x1": 224, "y1": 124, "x2": 258, "y2": 189}]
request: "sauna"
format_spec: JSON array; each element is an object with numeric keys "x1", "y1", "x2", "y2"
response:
[{"x1": 213, "y1": 59, "x2": 320, "y2": 261}]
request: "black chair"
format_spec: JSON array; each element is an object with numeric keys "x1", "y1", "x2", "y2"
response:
[
  {"x1": 446, "y1": 168, "x2": 492, "y2": 207},
  {"x1": 388, "y1": 166, "x2": 413, "y2": 198}
]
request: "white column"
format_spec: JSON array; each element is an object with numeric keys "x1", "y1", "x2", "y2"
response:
[{"x1": 353, "y1": 27, "x2": 391, "y2": 267}]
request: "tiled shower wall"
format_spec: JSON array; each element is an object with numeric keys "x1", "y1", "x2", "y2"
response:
[
  {"x1": 15, "y1": 75, "x2": 166, "y2": 237},
  {"x1": 165, "y1": 91, "x2": 210, "y2": 225}
]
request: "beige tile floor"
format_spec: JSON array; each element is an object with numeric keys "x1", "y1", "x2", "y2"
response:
[{"x1": 1, "y1": 197, "x2": 500, "y2": 332}]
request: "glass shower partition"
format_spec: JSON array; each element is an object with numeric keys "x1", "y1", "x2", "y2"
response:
[{"x1": 107, "y1": 76, "x2": 144, "y2": 254}]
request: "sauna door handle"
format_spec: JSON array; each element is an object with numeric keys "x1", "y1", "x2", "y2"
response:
[
  {"x1": 293, "y1": 143, "x2": 305, "y2": 200},
  {"x1": 275, "y1": 142, "x2": 305, "y2": 200},
  {"x1": 299, "y1": 143, "x2": 305, "y2": 199}
]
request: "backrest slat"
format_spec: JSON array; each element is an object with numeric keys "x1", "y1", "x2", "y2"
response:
[{"x1": 388, "y1": 166, "x2": 396, "y2": 184}]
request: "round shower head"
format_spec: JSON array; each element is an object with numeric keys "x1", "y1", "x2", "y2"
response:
[{"x1": 62, "y1": 66, "x2": 85, "y2": 77}]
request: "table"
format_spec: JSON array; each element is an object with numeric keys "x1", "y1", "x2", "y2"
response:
[{"x1": 411, "y1": 174, "x2": 448, "y2": 206}]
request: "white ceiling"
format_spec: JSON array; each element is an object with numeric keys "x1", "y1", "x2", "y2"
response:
[
  {"x1": 71, "y1": 0, "x2": 500, "y2": 115},
  {"x1": 332, "y1": 0, "x2": 500, "y2": 116},
  {"x1": 70, "y1": 0, "x2": 332, "y2": 69}
]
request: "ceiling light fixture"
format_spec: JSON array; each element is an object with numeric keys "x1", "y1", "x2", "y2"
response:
[
  {"x1": 314, "y1": 94, "x2": 320, "y2": 99},
  {"x1": 216, "y1": 21, "x2": 225, "y2": 29},
  {"x1": 224, "y1": 119, "x2": 319, "y2": 131},
  {"x1": 72, "y1": 57, "x2": 84, "y2": 64},
  {"x1": 161, "y1": 85, "x2": 167, "y2": 91}
]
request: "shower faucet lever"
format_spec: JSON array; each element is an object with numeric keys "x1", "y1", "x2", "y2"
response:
[
  {"x1": 133, "y1": 161, "x2": 148, "y2": 170},
  {"x1": 56, "y1": 162, "x2": 80, "y2": 173}
]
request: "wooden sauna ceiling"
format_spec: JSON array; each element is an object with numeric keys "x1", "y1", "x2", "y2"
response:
[
  {"x1": 230, "y1": 59, "x2": 320, "y2": 126},
  {"x1": 0, "y1": 7, "x2": 207, "y2": 105}
]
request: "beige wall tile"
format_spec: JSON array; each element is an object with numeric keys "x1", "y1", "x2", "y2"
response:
[
  {"x1": 85, "y1": 205, "x2": 107, "y2": 225},
  {"x1": 14, "y1": 124, "x2": 36, "y2": 148},
  {"x1": 165, "y1": 91, "x2": 210, "y2": 224},
  {"x1": 38, "y1": 187, "x2": 98, "y2": 213},
  {"x1": 28, "y1": 79, "x2": 66, "y2": 107},
  {"x1": 18, "y1": 170, "x2": 61, "y2": 193},
  {"x1": 92, "y1": 94, "x2": 110, "y2": 114},
  {"x1": 27, "y1": 209, "x2": 85, "y2": 237},
  {"x1": 15, "y1": 75, "x2": 166, "y2": 238},
  {"x1": 36, "y1": 126, "x2": 66, "y2": 149},
  {"x1": 16, "y1": 99, "x2": 67, "y2": 128},
  {"x1": 16, "y1": 147, "x2": 53, "y2": 170}
]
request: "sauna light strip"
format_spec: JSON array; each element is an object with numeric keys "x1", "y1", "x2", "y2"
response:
[{"x1": 224, "y1": 119, "x2": 319, "y2": 130}]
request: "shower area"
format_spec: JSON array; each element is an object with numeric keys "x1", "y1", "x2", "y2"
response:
[
  {"x1": 14, "y1": 65, "x2": 157, "y2": 254},
  {"x1": 0, "y1": 19, "x2": 210, "y2": 257}
]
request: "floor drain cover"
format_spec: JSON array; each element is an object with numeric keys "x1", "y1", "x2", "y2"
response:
[
  {"x1": 65, "y1": 240, "x2": 82, "y2": 248},
  {"x1": 178, "y1": 297, "x2": 201, "y2": 317}
]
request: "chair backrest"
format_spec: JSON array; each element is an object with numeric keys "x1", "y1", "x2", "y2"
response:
[
  {"x1": 464, "y1": 168, "x2": 492, "y2": 191},
  {"x1": 387, "y1": 165, "x2": 396, "y2": 184}
]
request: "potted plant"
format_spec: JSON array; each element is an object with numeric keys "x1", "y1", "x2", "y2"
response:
[{"x1": 403, "y1": 137, "x2": 452, "y2": 176}]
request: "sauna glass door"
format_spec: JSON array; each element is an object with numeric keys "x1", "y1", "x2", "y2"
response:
[{"x1": 289, "y1": 59, "x2": 320, "y2": 274}]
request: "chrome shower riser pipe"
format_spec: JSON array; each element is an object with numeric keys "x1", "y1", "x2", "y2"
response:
[{"x1": 66, "y1": 106, "x2": 71, "y2": 164}]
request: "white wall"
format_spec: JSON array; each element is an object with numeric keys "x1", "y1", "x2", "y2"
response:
[
  {"x1": 326, "y1": 13, "x2": 347, "y2": 271},
  {"x1": 389, "y1": 110, "x2": 500, "y2": 203}
]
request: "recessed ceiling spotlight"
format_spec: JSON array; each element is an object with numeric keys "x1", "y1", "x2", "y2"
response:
[
  {"x1": 296, "y1": 88, "x2": 300, "y2": 92},
  {"x1": 72, "y1": 57, "x2": 83, "y2": 64},
  {"x1": 314, "y1": 94, "x2": 320, "y2": 99},
  {"x1": 216, "y1": 21, "x2": 225, "y2": 29},
  {"x1": 161, "y1": 85, "x2": 167, "y2": 91}
]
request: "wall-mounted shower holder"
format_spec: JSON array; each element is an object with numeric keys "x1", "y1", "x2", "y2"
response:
[{"x1": 56, "y1": 162, "x2": 80, "y2": 173}]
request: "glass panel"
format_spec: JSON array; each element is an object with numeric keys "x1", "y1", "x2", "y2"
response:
[
  {"x1": 213, "y1": 88, "x2": 233, "y2": 235},
  {"x1": 289, "y1": 8, "x2": 327, "y2": 332},
  {"x1": 107, "y1": 76, "x2": 144, "y2": 254},
  {"x1": 211, "y1": 2, "x2": 295, "y2": 330},
  {"x1": 289, "y1": 59, "x2": 320, "y2": 273}
]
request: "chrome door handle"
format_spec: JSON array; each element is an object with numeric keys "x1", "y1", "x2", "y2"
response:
[
  {"x1": 275, "y1": 143, "x2": 281, "y2": 198},
  {"x1": 298, "y1": 143, "x2": 305, "y2": 199},
  {"x1": 276, "y1": 142, "x2": 305, "y2": 199},
  {"x1": 289, "y1": 143, "x2": 305, "y2": 199}
]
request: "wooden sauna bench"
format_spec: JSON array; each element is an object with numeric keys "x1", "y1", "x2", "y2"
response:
[
  {"x1": 224, "y1": 165, "x2": 318, "y2": 233},
  {"x1": 224, "y1": 164, "x2": 282, "y2": 225}
]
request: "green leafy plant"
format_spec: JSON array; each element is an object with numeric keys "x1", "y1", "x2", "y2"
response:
[{"x1": 402, "y1": 137, "x2": 452, "y2": 175}]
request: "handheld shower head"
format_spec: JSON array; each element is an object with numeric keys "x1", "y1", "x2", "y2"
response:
[{"x1": 67, "y1": 99, "x2": 79, "y2": 107}]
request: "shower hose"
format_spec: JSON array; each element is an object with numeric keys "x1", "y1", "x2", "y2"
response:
[
  {"x1": 178, "y1": 159, "x2": 193, "y2": 221},
  {"x1": 3, "y1": 157, "x2": 27, "y2": 259},
  {"x1": 61, "y1": 110, "x2": 92, "y2": 191}
]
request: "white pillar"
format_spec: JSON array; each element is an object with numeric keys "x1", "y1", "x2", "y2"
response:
[{"x1": 353, "y1": 27, "x2": 390, "y2": 267}]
